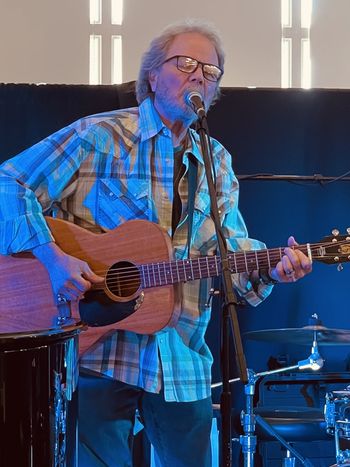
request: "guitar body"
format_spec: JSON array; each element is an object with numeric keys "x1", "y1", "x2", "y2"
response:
[{"x1": 0, "y1": 219, "x2": 180, "y2": 354}]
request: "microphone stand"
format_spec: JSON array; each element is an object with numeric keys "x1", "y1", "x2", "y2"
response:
[{"x1": 194, "y1": 111, "x2": 248, "y2": 467}]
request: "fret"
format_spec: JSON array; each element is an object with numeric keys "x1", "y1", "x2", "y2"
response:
[
  {"x1": 267, "y1": 250, "x2": 271, "y2": 269},
  {"x1": 152, "y1": 263, "x2": 156, "y2": 287},
  {"x1": 233, "y1": 252, "x2": 238, "y2": 274},
  {"x1": 243, "y1": 251, "x2": 248, "y2": 273},
  {"x1": 163, "y1": 262, "x2": 168, "y2": 285},
  {"x1": 141, "y1": 265, "x2": 146, "y2": 288},
  {"x1": 198, "y1": 258, "x2": 202, "y2": 279},
  {"x1": 254, "y1": 250, "x2": 259, "y2": 270},
  {"x1": 169, "y1": 261, "x2": 174, "y2": 284},
  {"x1": 183, "y1": 260, "x2": 187, "y2": 281},
  {"x1": 147, "y1": 264, "x2": 151, "y2": 288},
  {"x1": 206, "y1": 256, "x2": 210, "y2": 277},
  {"x1": 279, "y1": 247, "x2": 283, "y2": 262},
  {"x1": 214, "y1": 256, "x2": 219, "y2": 276},
  {"x1": 157, "y1": 263, "x2": 162, "y2": 285},
  {"x1": 190, "y1": 259, "x2": 194, "y2": 280},
  {"x1": 176, "y1": 260, "x2": 181, "y2": 282}
]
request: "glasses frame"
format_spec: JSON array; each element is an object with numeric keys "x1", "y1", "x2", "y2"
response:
[{"x1": 162, "y1": 55, "x2": 223, "y2": 82}]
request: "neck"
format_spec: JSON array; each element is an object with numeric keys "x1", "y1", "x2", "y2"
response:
[{"x1": 153, "y1": 100, "x2": 194, "y2": 147}]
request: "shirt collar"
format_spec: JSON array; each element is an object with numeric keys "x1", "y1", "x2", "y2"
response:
[{"x1": 139, "y1": 97, "x2": 167, "y2": 142}]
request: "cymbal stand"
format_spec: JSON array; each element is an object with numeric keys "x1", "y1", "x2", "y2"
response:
[{"x1": 239, "y1": 334, "x2": 323, "y2": 467}]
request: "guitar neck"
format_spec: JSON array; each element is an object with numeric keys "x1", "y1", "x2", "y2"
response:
[{"x1": 140, "y1": 244, "x2": 310, "y2": 288}]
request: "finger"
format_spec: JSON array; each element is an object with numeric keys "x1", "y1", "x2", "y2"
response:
[
  {"x1": 284, "y1": 247, "x2": 303, "y2": 273},
  {"x1": 279, "y1": 256, "x2": 297, "y2": 282},
  {"x1": 293, "y1": 249, "x2": 313, "y2": 272},
  {"x1": 60, "y1": 284, "x2": 84, "y2": 301},
  {"x1": 82, "y1": 265, "x2": 105, "y2": 283},
  {"x1": 69, "y1": 275, "x2": 93, "y2": 292},
  {"x1": 282, "y1": 255, "x2": 295, "y2": 275},
  {"x1": 287, "y1": 235, "x2": 299, "y2": 247}
]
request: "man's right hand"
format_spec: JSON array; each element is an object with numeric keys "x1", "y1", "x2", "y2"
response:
[{"x1": 32, "y1": 242, "x2": 104, "y2": 303}]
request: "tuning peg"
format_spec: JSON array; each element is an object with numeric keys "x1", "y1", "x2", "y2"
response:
[
  {"x1": 337, "y1": 263, "x2": 344, "y2": 272},
  {"x1": 332, "y1": 229, "x2": 339, "y2": 237}
]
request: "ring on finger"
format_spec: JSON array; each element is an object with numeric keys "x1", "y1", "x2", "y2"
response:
[{"x1": 57, "y1": 293, "x2": 68, "y2": 303}]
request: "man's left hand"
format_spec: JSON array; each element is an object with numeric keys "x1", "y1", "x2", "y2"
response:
[{"x1": 269, "y1": 236, "x2": 312, "y2": 283}]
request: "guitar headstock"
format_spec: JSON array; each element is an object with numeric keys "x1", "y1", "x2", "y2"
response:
[{"x1": 314, "y1": 228, "x2": 350, "y2": 266}]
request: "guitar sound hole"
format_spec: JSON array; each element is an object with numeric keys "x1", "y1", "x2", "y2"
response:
[{"x1": 106, "y1": 261, "x2": 141, "y2": 298}]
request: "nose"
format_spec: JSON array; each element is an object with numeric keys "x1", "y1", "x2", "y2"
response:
[{"x1": 189, "y1": 64, "x2": 204, "y2": 84}]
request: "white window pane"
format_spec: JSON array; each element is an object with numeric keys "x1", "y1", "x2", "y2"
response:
[
  {"x1": 111, "y1": 0, "x2": 123, "y2": 25},
  {"x1": 301, "y1": 38, "x2": 311, "y2": 89},
  {"x1": 90, "y1": 0, "x2": 102, "y2": 25},
  {"x1": 301, "y1": 0, "x2": 313, "y2": 29},
  {"x1": 90, "y1": 35, "x2": 102, "y2": 85},
  {"x1": 281, "y1": 38, "x2": 292, "y2": 88},
  {"x1": 111, "y1": 35, "x2": 122, "y2": 84},
  {"x1": 281, "y1": 0, "x2": 292, "y2": 28}
]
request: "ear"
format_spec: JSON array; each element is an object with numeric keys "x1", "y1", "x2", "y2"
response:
[{"x1": 149, "y1": 69, "x2": 159, "y2": 92}]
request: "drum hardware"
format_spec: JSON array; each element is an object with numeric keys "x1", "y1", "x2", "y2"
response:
[
  {"x1": 238, "y1": 349, "x2": 323, "y2": 467},
  {"x1": 213, "y1": 324, "x2": 324, "y2": 466},
  {"x1": 325, "y1": 388, "x2": 350, "y2": 466},
  {"x1": 242, "y1": 315, "x2": 350, "y2": 466},
  {"x1": 0, "y1": 320, "x2": 83, "y2": 467}
]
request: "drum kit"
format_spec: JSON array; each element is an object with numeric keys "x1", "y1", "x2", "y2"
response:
[
  {"x1": 241, "y1": 314, "x2": 350, "y2": 467},
  {"x1": 0, "y1": 304, "x2": 84, "y2": 467},
  {"x1": 2, "y1": 303, "x2": 350, "y2": 467}
]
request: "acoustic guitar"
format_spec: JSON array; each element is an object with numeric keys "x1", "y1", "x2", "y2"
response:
[{"x1": 0, "y1": 217, "x2": 349, "y2": 354}]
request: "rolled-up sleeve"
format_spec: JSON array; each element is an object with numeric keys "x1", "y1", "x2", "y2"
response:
[{"x1": 0, "y1": 124, "x2": 86, "y2": 254}]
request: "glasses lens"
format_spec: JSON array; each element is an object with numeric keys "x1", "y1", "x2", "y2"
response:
[
  {"x1": 203, "y1": 64, "x2": 222, "y2": 82},
  {"x1": 177, "y1": 56, "x2": 197, "y2": 72},
  {"x1": 175, "y1": 56, "x2": 222, "y2": 82}
]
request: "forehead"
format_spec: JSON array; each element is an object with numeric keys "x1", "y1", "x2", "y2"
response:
[{"x1": 166, "y1": 32, "x2": 219, "y2": 65}]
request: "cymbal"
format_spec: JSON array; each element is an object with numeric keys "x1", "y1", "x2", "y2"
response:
[{"x1": 244, "y1": 325, "x2": 350, "y2": 345}]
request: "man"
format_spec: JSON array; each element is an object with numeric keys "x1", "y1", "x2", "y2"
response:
[{"x1": 0, "y1": 20, "x2": 311, "y2": 467}]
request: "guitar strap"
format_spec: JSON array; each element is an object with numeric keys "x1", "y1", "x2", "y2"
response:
[{"x1": 187, "y1": 153, "x2": 198, "y2": 259}]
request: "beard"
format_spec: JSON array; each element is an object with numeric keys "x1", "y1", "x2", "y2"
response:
[{"x1": 153, "y1": 85, "x2": 198, "y2": 127}]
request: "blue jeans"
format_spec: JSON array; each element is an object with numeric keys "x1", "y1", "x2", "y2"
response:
[{"x1": 78, "y1": 371, "x2": 213, "y2": 467}]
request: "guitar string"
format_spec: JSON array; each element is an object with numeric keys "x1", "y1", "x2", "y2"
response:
[
  {"x1": 91, "y1": 250, "x2": 346, "y2": 286},
  {"x1": 88, "y1": 239, "x2": 348, "y2": 278},
  {"x1": 85, "y1": 240, "x2": 349, "y2": 292}
]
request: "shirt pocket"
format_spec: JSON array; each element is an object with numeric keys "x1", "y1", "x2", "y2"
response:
[{"x1": 97, "y1": 178, "x2": 150, "y2": 229}]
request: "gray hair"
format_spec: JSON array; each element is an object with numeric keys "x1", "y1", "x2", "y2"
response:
[{"x1": 135, "y1": 19, "x2": 225, "y2": 104}]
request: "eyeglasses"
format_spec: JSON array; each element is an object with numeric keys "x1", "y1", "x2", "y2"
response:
[{"x1": 162, "y1": 55, "x2": 223, "y2": 82}]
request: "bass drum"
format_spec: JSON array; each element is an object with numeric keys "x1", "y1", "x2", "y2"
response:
[{"x1": 0, "y1": 320, "x2": 84, "y2": 467}]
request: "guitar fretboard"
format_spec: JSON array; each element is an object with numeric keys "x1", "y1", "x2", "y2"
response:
[{"x1": 140, "y1": 245, "x2": 309, "y2": 288}]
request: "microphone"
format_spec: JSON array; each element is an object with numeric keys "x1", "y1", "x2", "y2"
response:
[{"x1": 185, "y1": 91, "x2": 206, "y2": 119}]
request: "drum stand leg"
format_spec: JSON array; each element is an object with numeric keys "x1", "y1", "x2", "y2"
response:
[
  {"x1": 255, "y1": 415, "x2": 314, "y2": 467},
  {"x1": 239, "y1": 369, "x2": 314, "y2": 467},
  {"x1": 283, "y1": 449, "x2": 296, "y2": 467},
  {"x1": 239, "y1": 370, "x2": 257, "y2": 467}
]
